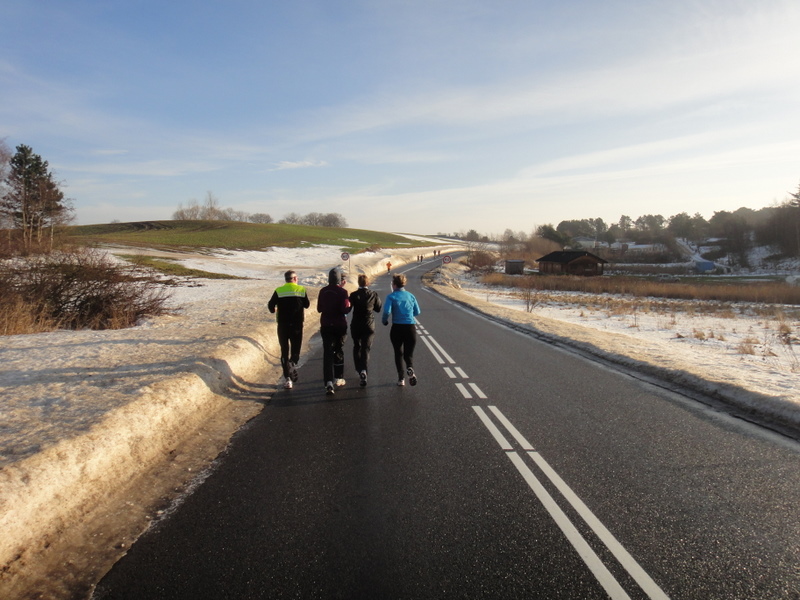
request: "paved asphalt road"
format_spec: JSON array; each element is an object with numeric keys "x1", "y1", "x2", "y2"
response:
[{"x1": 94, "y1": 259, "x2": 800, "y2": 599}]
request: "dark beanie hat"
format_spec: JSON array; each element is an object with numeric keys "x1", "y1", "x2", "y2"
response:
[{"x1": 328, "y1": 267, "x2": 343, "y2": 285}]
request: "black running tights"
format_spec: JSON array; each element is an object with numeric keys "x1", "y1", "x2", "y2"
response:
[{"x1": 389, "y1": 323, "x2": 416, "y2": 378}]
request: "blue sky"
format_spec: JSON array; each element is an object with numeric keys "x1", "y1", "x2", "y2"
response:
[{"x1": 2, "y1": 0, "x2": 799, "y2": 236}]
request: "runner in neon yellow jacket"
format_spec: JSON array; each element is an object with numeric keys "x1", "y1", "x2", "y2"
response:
[{"x1": 268, "y1": 270, "x2": 309, "y2": 388}]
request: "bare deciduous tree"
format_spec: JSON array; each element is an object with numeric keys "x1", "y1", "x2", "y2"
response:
[
  {"x1": 319, "y1": 212, "x2": 347, "y2": 228},
  {"x1": 248, "y1": 213, "x2": 273, "y2": 224},
  {"x1": 279, "y1": 212, "x2": 303, "y2": 225},
  {"x1": 172, "y1": 199, "x2": 202, "y2": 220},
  {"x1": 173, "y1": 192, "x2": 232, "y2": 220},
  {"x1": 0, "y1": 139, "x2": 12, "y2": 237},
  {"x1": 172, "y1": 195, "x2": 348, "y2": 229}
]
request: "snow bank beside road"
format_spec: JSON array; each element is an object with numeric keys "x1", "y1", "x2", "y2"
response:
[
  {"x1": 0, "y1": 242, "x2": 455, "y2": 597},
  {"x1": 0, "y1": 281, "x2": 282, "y2": 597}
]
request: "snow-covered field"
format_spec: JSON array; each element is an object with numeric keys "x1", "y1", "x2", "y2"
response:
[{"x1": 1, "y1": 239, "x2": 798, "y2": 597}]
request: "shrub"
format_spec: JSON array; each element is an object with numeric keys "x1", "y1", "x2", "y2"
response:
[
  {"x1": 0, "y1": 248, "x2": 173, "y2": 334},
  {"x1": 737, "y1": 338, "x2": 759, "y2": 355},
  {"x1": 465, "y1": 250, "x2": 497, "y2": 271}
]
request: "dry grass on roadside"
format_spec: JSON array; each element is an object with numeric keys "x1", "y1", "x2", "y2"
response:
[
  {"x1": 737, "y1": 337, "x2": 759, "y2": 355},
  {"x1": 0, "y1": 294, "x2": 61, "y2": 335},
  {"x1": 481, "y1": 272, "x2": 800, "y2": 306},
  {"x1": 480, "y1": 272, "x2": 800, "y2": 321}
]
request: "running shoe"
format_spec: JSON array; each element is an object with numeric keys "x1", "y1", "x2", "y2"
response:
[
  {"x1": 284, "y1": 378, "x2": 293, "y2": 390},
  {"x1": 325, "y1": 381, "x2": 335, "y2": 396},
  {"x1": 407, "y1": 367, "x2": 417, "y2": 386},
  {"x1": 289, "y1": 362, "x2": 299, "y2": 382},
  {"x1": 335, "y1": 378, "x2": 346, "y2": 387},
  {"x1": 359, "y1": 370, "x2": 367, "y2": 387},
  {"x1": 397, "y1": 378, "x2": 405, "y2": 386}
]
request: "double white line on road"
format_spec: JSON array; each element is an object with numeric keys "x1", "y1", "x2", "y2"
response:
[
  {"x1": 416, "y1": 320, "x2": 670, "y2": 600},
  {"x1": 417, "y1": 323, "x2": 489, "y2": 400}
]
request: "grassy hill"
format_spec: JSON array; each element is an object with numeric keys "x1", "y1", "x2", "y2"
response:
[{"x1": 67, "y1": 220, "x2": 435, "y2": 253}]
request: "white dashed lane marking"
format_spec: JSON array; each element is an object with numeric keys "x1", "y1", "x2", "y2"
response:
[
  {"x1": 468, "y1": 382, "x2": 487, "y2": 399},
  {"x1": 415, "y1": 319, "x2": 670, "y2": 600}
]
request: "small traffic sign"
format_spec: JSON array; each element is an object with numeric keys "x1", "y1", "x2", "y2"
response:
[
  {"x1": 442, "y1": 255, "x2": 452, "y2": 264},
  {"x1": 341, "y1": 252, "x2": 350, "y2": 261}
]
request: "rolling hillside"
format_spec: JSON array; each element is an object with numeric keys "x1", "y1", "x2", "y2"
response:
[{"x1": 66, "y1": 220, "x2": 436, "y2": 253}]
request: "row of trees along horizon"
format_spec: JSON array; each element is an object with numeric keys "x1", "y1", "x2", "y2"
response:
[
  {"x1": 1, "y1": 141, "x2": 799, "y2": 268},
  {"x1": 459, "y1": 192, "x2": 800, "y2": 269},
  {"x1": 171, "y1": 191, "x2": 348, "y2": 228}
]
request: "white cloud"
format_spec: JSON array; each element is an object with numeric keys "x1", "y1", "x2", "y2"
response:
[
  {"x1": 282, "y1": 3, "x2": 800, "y2": 146},
  {"x1": 270, "y1": 160, "x2": 328, "y2": 171}
]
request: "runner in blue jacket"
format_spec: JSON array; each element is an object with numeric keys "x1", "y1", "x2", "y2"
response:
[{"x1": 382, "y1": 273, "x2": 421, "y2": 386}]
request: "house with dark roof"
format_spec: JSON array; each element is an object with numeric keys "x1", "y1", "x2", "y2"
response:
[{"x1": 536, "y1": 250, "x2": 608, "y2": 276}]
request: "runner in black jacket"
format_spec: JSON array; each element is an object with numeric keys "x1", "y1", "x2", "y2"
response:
[
  {"x1": 348, "y1": 274, "x2": 382, "y2": 387},
  {"x1": 317, "y1": 267, "x2": 351, "y2": 395}
]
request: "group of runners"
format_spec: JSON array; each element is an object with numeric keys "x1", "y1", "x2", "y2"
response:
[{"x1": 267, "y1": 267, "x2": 421, "y2": 395}]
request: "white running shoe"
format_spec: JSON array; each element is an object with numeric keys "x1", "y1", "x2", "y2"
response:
[
  {"x1": 335, "y1": 378, "x2": 346, "y2": 387},
  {"x1": 284, "y1": 378, "x2": 293, "y2": 389},
  {"x1": 407, "y1": 367, "x2": 417, "y2": 386},
  {"x1": 397, "y1": 378, "x2": 405, "y2": 386}
]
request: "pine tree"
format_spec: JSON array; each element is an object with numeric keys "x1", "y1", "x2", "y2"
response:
[
  {"x1": 790, "y1": 182, "x2": 800, "y2": 256},
  {"x1": 0, "y1": 144, "x2": 71, "y2": 251}
]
